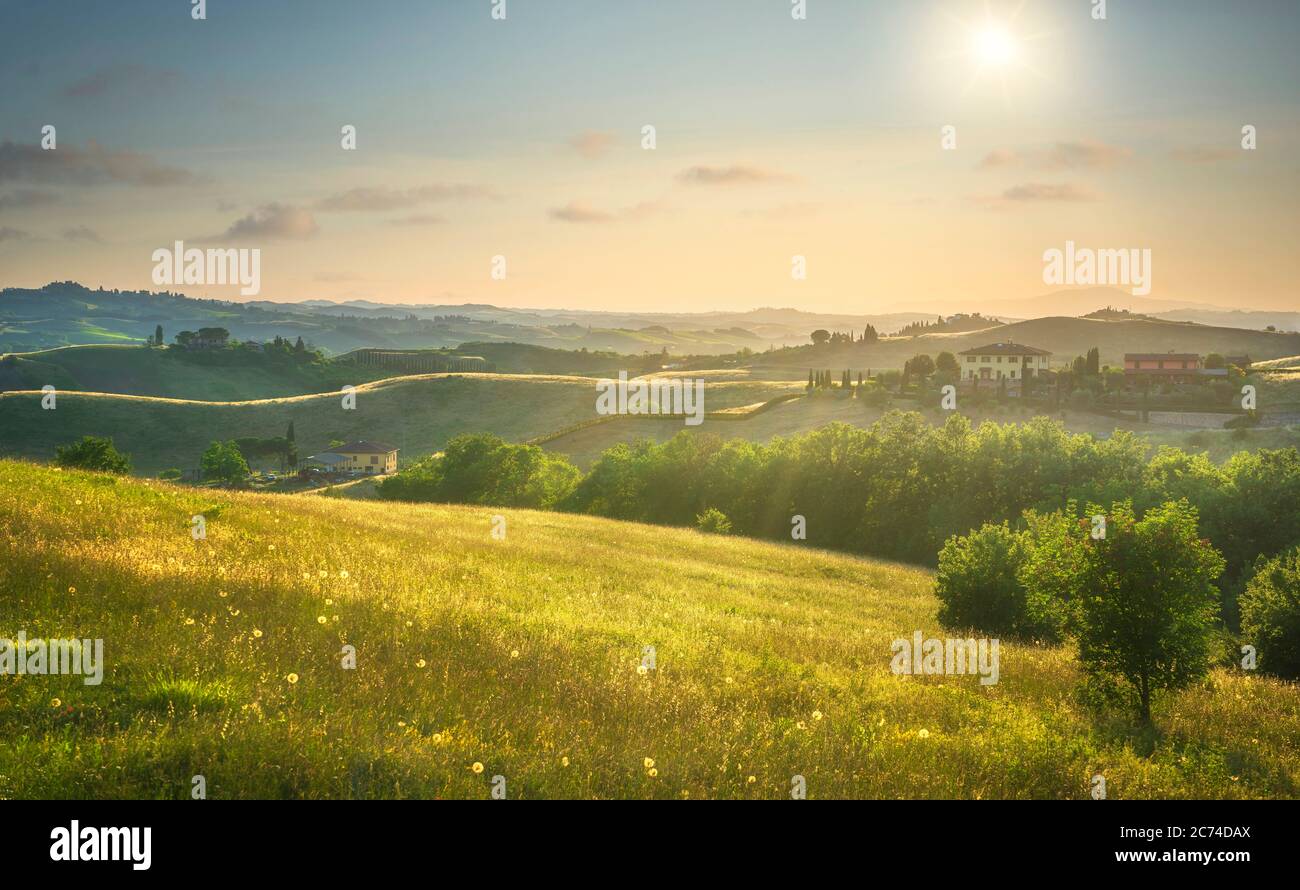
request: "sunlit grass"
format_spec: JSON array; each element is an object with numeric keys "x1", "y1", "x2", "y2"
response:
[{"x1": 0, "y1": 459, "x2": 1296, "y2": 799}]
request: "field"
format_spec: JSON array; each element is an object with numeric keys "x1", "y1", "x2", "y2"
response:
[
  {"x1": 0, "y1": 344, "x2": 393, "y2": 401},
  {"x1": 1, "y1": 460, "x2": 1296, "y2": 799},
  {"x1": 0, "y1": 374, "x2": 797, "y2": 474}
]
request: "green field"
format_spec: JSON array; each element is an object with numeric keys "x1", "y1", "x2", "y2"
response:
[
  {"x1": 0, "y1": 374, "x2": 797, "y2": 474},
  {"x1": 0, "y1": 344, "x2": 393, "y2": 401},
  {"x1": 1, "y1": 460, "x2": 1296, "y2": 799}
]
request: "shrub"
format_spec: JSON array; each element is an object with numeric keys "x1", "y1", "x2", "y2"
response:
[
  {"x1": 696, "y1": 507, "x2": 732, "y2": 535},
  {"x1": 54, "y1": 436, "x2": 130, "y2": 474},
  {"x1": 935, "y1": 522, "x2": 1051, "y2": 637},
  {"x1": 158, "y1": 468, "x2": 182, "y2": 481},
  {"x1": 1240, "y1": 547, "x2": 1300, "y2": 679}
]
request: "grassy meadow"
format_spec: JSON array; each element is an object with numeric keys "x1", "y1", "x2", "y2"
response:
[
  {"x1": 0, "y1": 375, "x2": 796, "y2": 474},
  {"x1": 1, "y1": 459, "x2": 1296, "y2": 799}
]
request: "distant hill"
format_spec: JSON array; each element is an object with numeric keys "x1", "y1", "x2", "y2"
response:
[{"x1": 755, "y1": 315, "x2": 1300, "y2": 371}]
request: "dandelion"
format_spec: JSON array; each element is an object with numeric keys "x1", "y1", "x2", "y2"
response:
[
  {"x1": 218, "y1": 591, "x2": 228, "y2": 598},
  {"x1": 747, "y1": 775, "x2": 756, "y2": 784},
  {"x1": 724, "y1": 676, "x2": 734, "y2": 685},
  {"x1": 184, "y1": 617, "x2": 196, "y2": 626},
  {"x1": 648, "y1": 768, "x2": 658, "y2": 778},
  {"x1": 268, "y1": 544, "x2": 276, "y2": 551},
  {"x1": 471, "y1": 762, "x2": 484, "y2": 774},
  {"x1": 67, "y1": 586, "x2": 76, "y2": 594},
  {"x1": 511, "y1": 649, "x2": 520, "y2": 659},
  {"x1": 812, "y1": 710, "x2": 823, "y2": 721},
  {"x1": 397, "y1": 720, "x2": 406, "y2": 727},
  {"x1": 325, "y1": 598, "x2": 333, "y2": 606},
  {"x1": 917, "y1": 729, "x2": 930, "y2": 739},
  {"x1": 561, "y1": 756, "x2": 570, "y2": 767},
  {"x1": 416, "y1": 659, "x2": 427, "y2": 669},
  {"x1": 50, "y1": 698, "x2": 61, "y2": 708},
  {"x1": 317, "y1": 616, "x2": 327, "y2": 625},
  {"x1": 303, "y1": 572, "x2": 312, "y2": 580},
  {"x1": 286, "y1": 673, "x2": 299, "y2": 684},
  {"x1": 432, "y1": 733, "x2": 443, "y2": 744},
  {"x1": 252, "y1": 628, "x2": 263, "y2": 638},
  {"x1": 636, "y1": 664, "x2": 648, "y2": 676},
  {"x1": 405, "y1": 620, "x2": 413, "y2": 628},
  {"x1": 643, "y1": 757, "x2": 655, "y2": 769}
]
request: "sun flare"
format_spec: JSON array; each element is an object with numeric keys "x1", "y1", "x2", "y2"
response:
[{"x1": 972, "y1": 24, "x2": 1018, "y2": 67}]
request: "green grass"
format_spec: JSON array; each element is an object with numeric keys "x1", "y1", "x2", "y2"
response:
[
  {"x1": 0, "y1": 344, "x2": 392, "y2": 401},
  {"x1": 0, "y1": 374, "x2": 796, "y2": 475},
  {"x1": 1, "y1": 459, "x2": 1296, "y2": 799}
]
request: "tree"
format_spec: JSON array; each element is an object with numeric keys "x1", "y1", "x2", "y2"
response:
[
  {"x1": 810, "y1": 329, "x2": 831, "y2": 346},
  {"x1": 696, "y1": 507, "x2": 732, "y2": 535},
  {"x1": 1240, "y1": 546, "x2": 1300, "y2": 679},
  {"x1": 54, "y1": 436, "x2": 130, "y2": 474},
  {"x1": 201, "y1": 441, "x2": 250, "y2": 486},
  {"x1": 294, "y1": 336, "x2": 306, "y2": 354},
  {"x1": 905, "y1": 354, "x2": 935, "y2": 378},
  {"x1": 935, "y1": 522, "x2": 1059, "y2": 638},
  {"x1": 935, "y1": 351, "x2": 959, "y2": 376},
  {"x1": 807, "y1": 369, "x2": 815, "y2": 391},
  {"x1": 1204, "y1": 353, "x2": 1225, "y2": 370},
  {"x1": 1086, "y1": 346, "x2": 1100, "y2": 376},
  {"x1": 1025, "y1": 500, "x2": 1225, "y2": 721},
  {"x1": 155, "y1": 324, "x2": 164, "y2": 346}
]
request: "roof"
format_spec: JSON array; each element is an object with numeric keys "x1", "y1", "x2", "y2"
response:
[
  {"x1": 306, "y1": 452, "x2": 350, "y2": 466},
  {"x1": 1124, "y1": 353, "x2": 1199, "y2": 361},
  {"x1": 321, "y1": 440, "x2": 398, "y2": 455},
  {"x1": 957, "y1": 342, "x2": 1051, "y2": 357}
]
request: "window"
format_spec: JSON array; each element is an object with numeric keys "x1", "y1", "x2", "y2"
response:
[
  {"x1": 967, "y1": 356, "x2": 975, "y2": 363},
  {"x1": 370, "y1": 456, "x2": 379, "y2": 465}
]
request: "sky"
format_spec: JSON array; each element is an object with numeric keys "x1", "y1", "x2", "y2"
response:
[{"x1": 0, "y1": 0, "x2": 1297, "y2": 313}]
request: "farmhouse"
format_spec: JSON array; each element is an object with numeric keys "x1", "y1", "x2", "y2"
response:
[
  {"x1": 313, "y1": 440, "x2": 398, "y2": 475},
  {"x1": 957, "y1": 342, "x2": 1052, "y2": 388},
  {"x1": 1123, "y1": 352, "x2": 1201, "y2": 383}
]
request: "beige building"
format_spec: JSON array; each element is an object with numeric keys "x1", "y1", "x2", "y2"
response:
[
  {"x1": 958, "y1": 342, "x2": 1052, "y2": 384},
  {"x1": 316, "y1": 440, "x2": 398, "y2": 475}
]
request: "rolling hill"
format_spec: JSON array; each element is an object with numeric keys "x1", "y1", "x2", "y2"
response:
[
  {"x1": 0, "y1": 374, "x2": 796, "y2": 474},
  {"x1": 2, "y1": 460, "x2": 1295, "y2": 798},
  {"x1": 754, "y1": 315, "x2": 1300, "y2": 374}
]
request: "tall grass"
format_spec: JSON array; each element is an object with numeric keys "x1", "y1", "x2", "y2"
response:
[{"x1": 0, "y1": 459, "x2": 1296, "y2": 798}]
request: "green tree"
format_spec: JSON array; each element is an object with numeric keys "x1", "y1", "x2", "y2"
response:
[
  {"x1": 155, "y1": 324, "x2": 164, "y2": 346},
  {"x1": 54, "y1": 436, "x2": 131, "y2": 474},
  {"x1": 1026, "y1": 500, "x2": 1225, "y2": 721},
  {"x1": 1204, "y1": 353, "x2": 1225, "y2": 370},
  {"x1": 935, "y1": 522, "x2": 1057, "y2": 637},
  {"x1": 696, "y1": 507, "x2": 732, "y2": 535},
  {"x1": 1240, "y1": 546, "x2": 1300, "y2": 679},
  {"x1": 201, "y1": 441, "x2": 250, "y2": 486},
  {"x1": 810, "y1": 329, "x2": 830, "y2": 346},
  {"x1": 935, "y1": 351, "x2": 959, "y2": 376}
]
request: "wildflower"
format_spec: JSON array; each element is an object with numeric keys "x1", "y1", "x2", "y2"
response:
[
  {"x1": 511, "y1": 649, "x2": 520, "y2": 659},
  {"x1": 317, "y1": 616, "x2": 327, "y2": 625},
  {"x1": 416, "y1": 659, "x2": 427, "y2": 669},
  {"x1": 286, "y1": 673, "x2": 299, "y2": 684},
  {"x1": 636, "y1": 664, "x2": 648, "y2": 676},
  {"x1": 50, "y1": 698, "x2": 61, "y2": 708},
  {"x1": 917, "y1": 729, "x2": 930, "y2": 739},
  {"x1": 184, "y1": 617, "x2": 196, "y2": 626},
  {"x1": 813, "y1": 710, "x2": 823, "y2": 721},
  {"x1": 325, "y1": 598, "x2": 333, "y2": 606},
  {"x1": 218, "y1": 591, "x2": 228, "y2": 598},
  {"x1": 252, "y1": 628, "x2": 263, "y2": 638},
  {"x1": 747, "y1": 775, "x2": 756, "y2": 784},
  {"x1": 643, "y1": 757, "x2": 655, "y2": 769},
  {"x1": 648, "y1": 768, "x2": 658, "y2": 778},
  {"x1": 68, "y1": 586, "x2": 76, "y2": 594},
  {"x1": 471, "y1": 762, "x2": 484, "y2": 774},
  {"x1": 561, "y1": 757, "x2": 570, "y2": 767},
  {"x1": 724, "y1": 676, "x2": 734, "y2": 685}
]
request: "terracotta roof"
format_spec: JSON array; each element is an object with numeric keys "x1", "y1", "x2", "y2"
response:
[
  {"x1": 957, "y1": 342, "x2": 1051, "y2": 356},
  {"x1": 1124, "y1": 353, "x2": 1199, "y2": 361},
  {"x1": 321, "y1": 440, "x2": 398, "y2": 454}
]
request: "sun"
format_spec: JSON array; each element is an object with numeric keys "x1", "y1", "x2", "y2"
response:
[{"x1": 972, "y1": 24, "x2": 1018, "y2": 67}]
